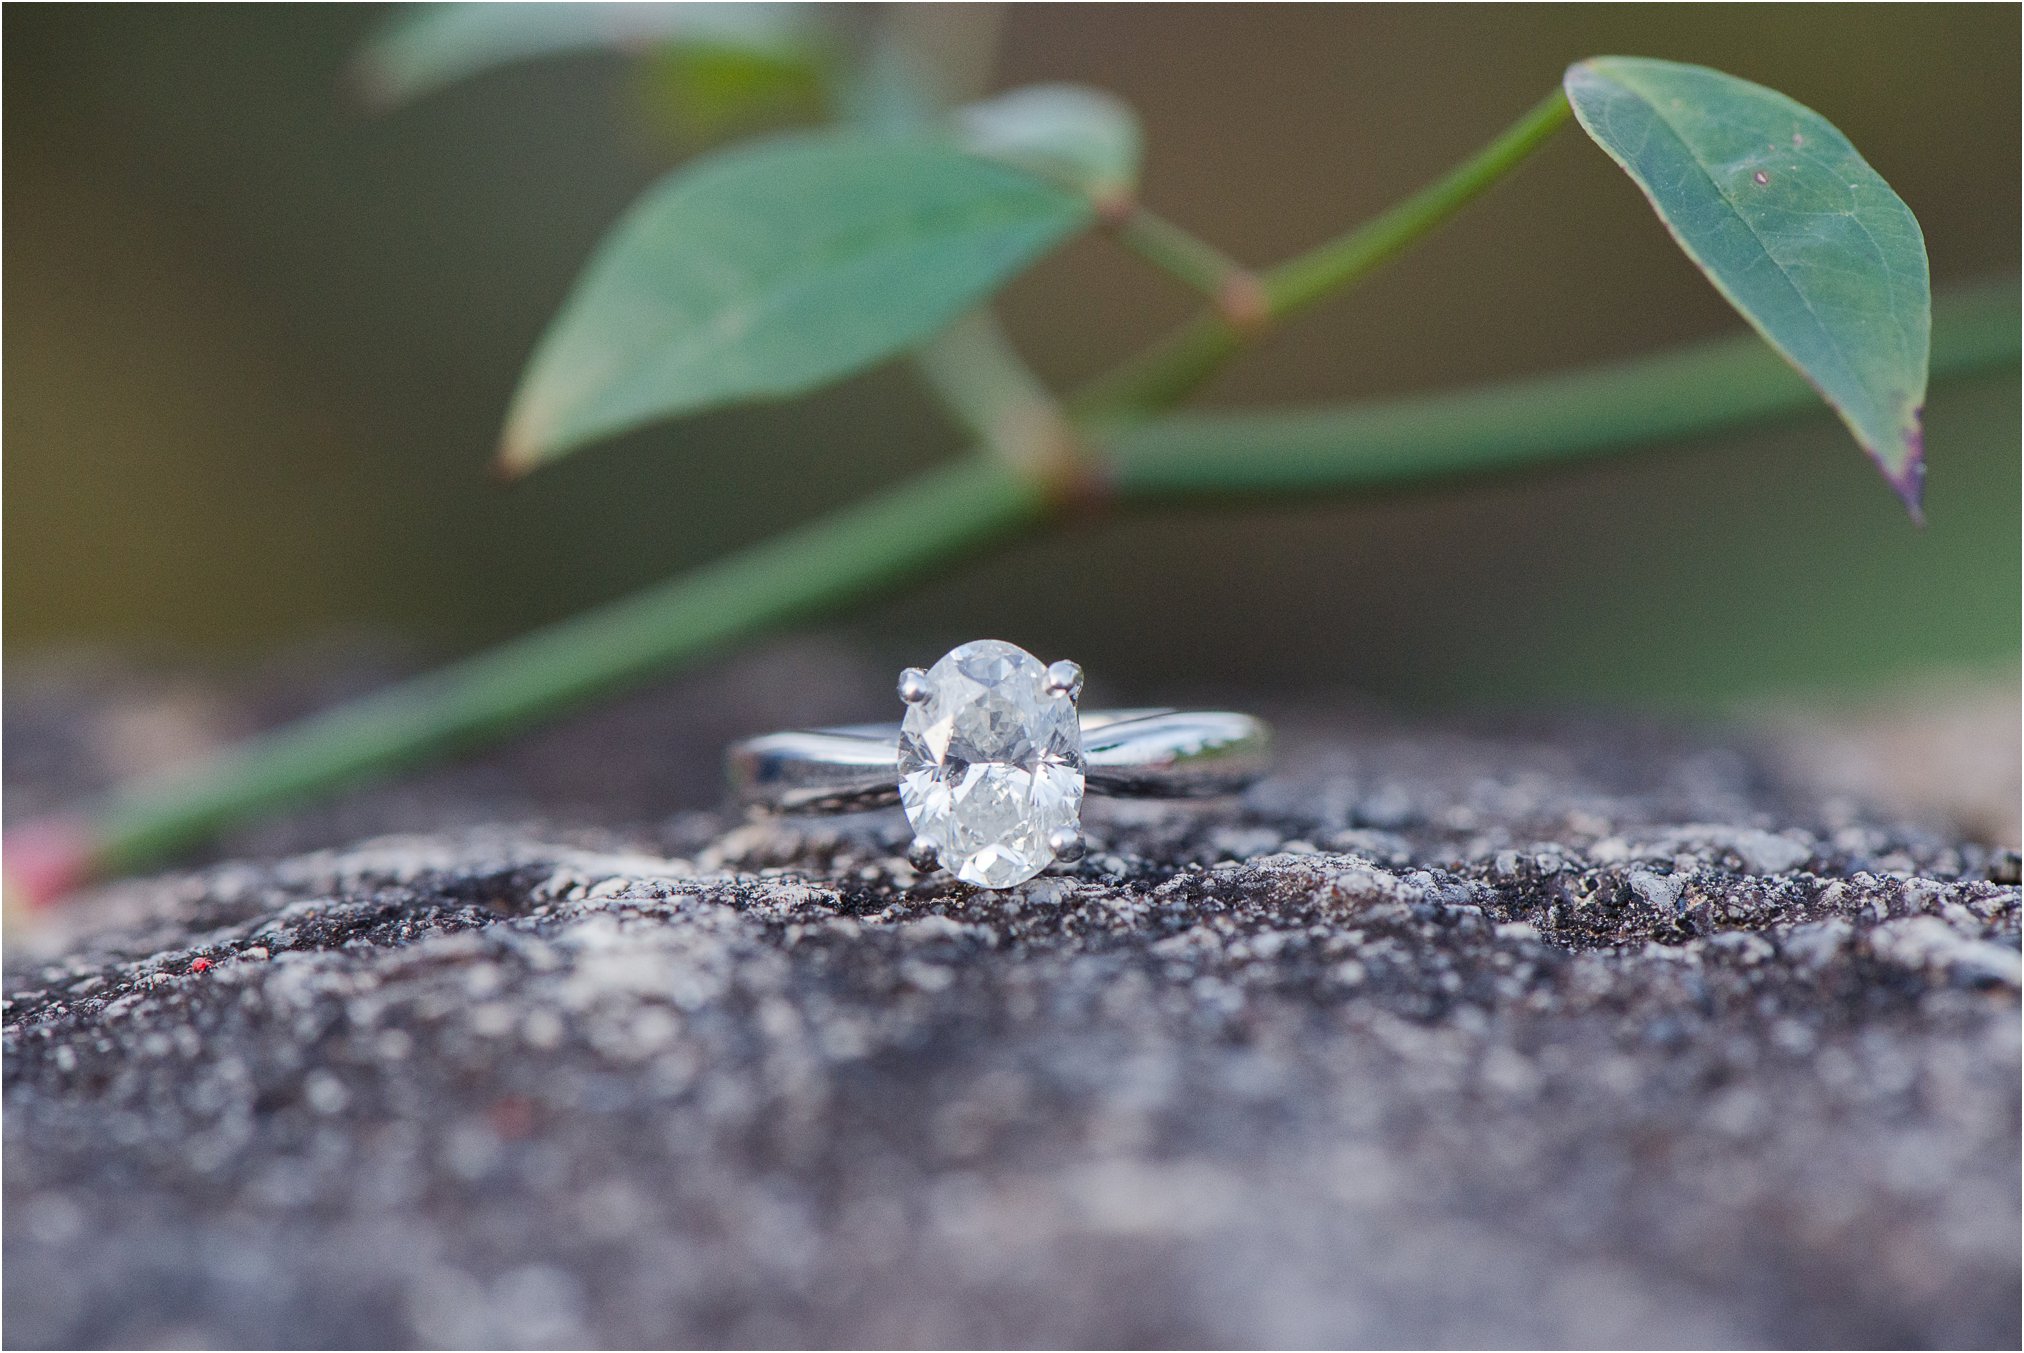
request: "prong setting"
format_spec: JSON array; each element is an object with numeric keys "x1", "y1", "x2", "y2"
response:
[
  {"x1": 895, "y1": 641, "x2": 1087, "y2": 889},
  {"x1": 1047, "y1": 825, "x2": 1087, "y2": 862},
  {"x1": 906, "y1": 837, "x2": 941, "y2": 873},
  {"x1": 1044, "y1": 660, "x2": 1084, "y2": 702},
  {"x1": 897, "y1": 667, "x2": 931, "y2": 705}
]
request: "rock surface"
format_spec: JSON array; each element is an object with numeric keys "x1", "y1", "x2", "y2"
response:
[{"x1": 5, "y1": 652, "x2": 2020, "y2": 1348}]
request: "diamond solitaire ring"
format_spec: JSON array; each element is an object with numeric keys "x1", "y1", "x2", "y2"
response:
[{"x1": 727, "y1": 639, "x2": 1271, "y2": 888}]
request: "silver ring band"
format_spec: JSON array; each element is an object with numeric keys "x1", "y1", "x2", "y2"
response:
[
  {"x1": 725, "y1": 640, "x2": 1268, "y2": 887},
  {"x1": 730, "y1": 708, "x2": 1271, "y2": 813}
]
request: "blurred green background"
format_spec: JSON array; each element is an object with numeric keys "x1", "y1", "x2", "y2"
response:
[{"x1": 7, "y1": 3, "x2": 2018, "y2": 708}]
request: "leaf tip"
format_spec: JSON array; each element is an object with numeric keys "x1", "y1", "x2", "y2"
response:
[
  {"x1": 493, "y1": 434, "x2": 540, "y2": 481},
  {"x1": 1883, "y1": 412, "x2": 1927, "y2": 524},
  {"x1": 496, "y1": 385, "x2": 562, "y2": 479},
  {"x1": 494, "y1": 414, "x2": 542, "y2": 479},
  {"x1": 1562, "y1": 57, "x2": 1606, "y2": 91}
]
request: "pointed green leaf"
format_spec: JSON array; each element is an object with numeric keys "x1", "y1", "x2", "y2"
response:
[
  {"x1": 956, "y1": 84, "x2": 1143, "y2": 203},
  {"x1": 501, "y1": 134, "x2": 1091, "y2": 470},
  {"x1": 355, "y1": 2, "x2": 819, "y2": 108},
  {"x1": 1564, "y1": 57, "x2": 1931, "y2": 515}
]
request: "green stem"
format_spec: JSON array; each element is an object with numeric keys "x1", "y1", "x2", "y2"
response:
[
  {"x1": 1075, "y1": 87, "x2": 1573, "y2": 419},
  {"x1": 1261, "y1": 88, "x2": 1572, "y2": 316},
  {"x1": 1108, "y1": 206, "x2": 1258, "y2": 306},
  {"x1": 1065, "y1": 312, "x2": 1244, "y2": 422},
  {"x1": 87, "y1": 459, "x2": 1043, "y2": 875},
  {"x1": 910, "y1": 310, "x2": 1079, "y2": 475},
  {"x1": 1110, "y1": 278, "x2": 2019, "y2": 497}
]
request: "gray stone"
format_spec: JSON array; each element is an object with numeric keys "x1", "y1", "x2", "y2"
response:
[{"x1": 3, "y1": 653, "x2": 2019, "y2": 1348}]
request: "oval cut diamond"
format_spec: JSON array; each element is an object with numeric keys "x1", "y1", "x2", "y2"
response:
[{"x1": 898, "y1": 640, "x2": 1084, "y2": 888}]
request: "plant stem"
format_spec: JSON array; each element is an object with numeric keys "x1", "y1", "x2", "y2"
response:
[
  {"x1": 1075, "y1": 87, "x2": 1574, "y2": 419},
  {"x1": 1262, "y1": 88, "x2": 1573, "y2": 317},
  {"x1": 1109, "y1": 278, "x2": 2019, "y2": 497},
  {"x1": 84, "y1": 459, "x2": 1044, "y2": 877},
  {"x1": 1108, "y1": 206, "x2": 1260, "y2": 310},
  {"x1": 910, "y1": 311, "x2": 1081, "y2": 477}
]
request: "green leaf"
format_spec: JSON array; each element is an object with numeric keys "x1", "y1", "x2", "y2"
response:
[
  {"x1": 956, "y1": 84, "x2": 1143, "y2": 203},
  {"x1": 355, "y1": 2, "x2": 819, "y2": 108},
  {"x1": 1564, "y1": 57, "x2": 1931, "y2": 515},
  {"x1": 501, "y1": 134, "x2": 1092, "y2": 471}
]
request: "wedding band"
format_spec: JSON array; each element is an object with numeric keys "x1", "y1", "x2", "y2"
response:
[{"x1": 727, "y1": 640, "x2": 1270, "y2": 888}]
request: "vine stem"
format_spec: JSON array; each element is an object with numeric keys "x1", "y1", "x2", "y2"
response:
[
  {"x1": 1074, "y1": 88, "x2": 1574, "y2": 419},
  {"x1": 1109, "y1": 279, "x2": 2018, "y2": 497},
  {"x1": 909, "y1": 311, "x2": 1081, "y2": 479},
  {"x1": 1265, "y1": 88, "x2": 1575, "y2": 316},
  {"x1": 1105, "y1": 206, "x2": 1264, "y2": 319}
]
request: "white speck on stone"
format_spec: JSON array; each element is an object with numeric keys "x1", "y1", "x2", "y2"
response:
[
  {"x1": 1588, "y1": 836, "x2": 1633, "y2": 864},
  {"x1": 24, "y1": 1195, "x2": 84, "y2": 1246},
  {"x1": 903, "y1": 914, "x2": 995, "y2": 946},
  {"x1": 1871, "y1": 915, "x2": 2022, "y2": 987},
  {"x1": 485, "y1": 1264, "x2": 587, "y2": 1347},
  {"x1": 1706, "y1": 931, "x2": 1775, "y2": 964},
  {"x1": 1628, "y1": 870, "x2": 1685, "y2": 912},
  {"x1": 1235, "y1": 930, "x2": 1289, "y2": 960},
  {"x1": 626, "y1": 1006, "x2": 680, "y2": 1055},
  {"x1": 444, "y1": 1123, "x2": 502, "y2": 1181},
  {"x1": 902, "y1": 961, "x2": 956, "y2": 992},
  {"x1": 1322, "y1": 862, "x2": 1403, "y2": 908},
  {"x1": 521, "y1": 1008, "x2": 565, "y2": 1050},
  {"x1": 1150, "y1": 928, "x2": 1212, "y2": 959},
  {"x1": 1062, "y1": 1159, "x2": 1242, "y2": 1236},
  {"x1": 1210, "y1": 826, "x2": 1284, "y2": 859},
  {"x1": 468, "y1": 1003, "x2": 516, "y2": 1038},
  {"x1": 1017, "y1": 877, "x2": 1073, "y2": 909},
  {"x1": 1682, "y1": 826, "x2": 1813, "y2": 874},
  {"x1": 1781, "y1": 919, "x2": 1851, "y2": 969},
  {"x1": 304, "y1": 1071, "x2": 350, "y2": 1115}
]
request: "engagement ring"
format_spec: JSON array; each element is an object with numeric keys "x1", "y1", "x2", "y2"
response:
[{"x1": 728, "y1": 640, "x2": 1271, "y2": 887}]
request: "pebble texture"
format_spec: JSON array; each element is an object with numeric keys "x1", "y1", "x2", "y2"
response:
[{"x1": 4, "y1": 658, "x2": 2020, "y2": 1348}]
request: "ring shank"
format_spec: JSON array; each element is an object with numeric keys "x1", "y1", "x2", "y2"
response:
[{"x1": 729, "y1": 709, "x2": 1270, "y2": 813}]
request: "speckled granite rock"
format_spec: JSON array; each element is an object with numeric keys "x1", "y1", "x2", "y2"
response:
[{"x1": 4, "y1": 654, "x2": 2019, "y2": 1348}]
